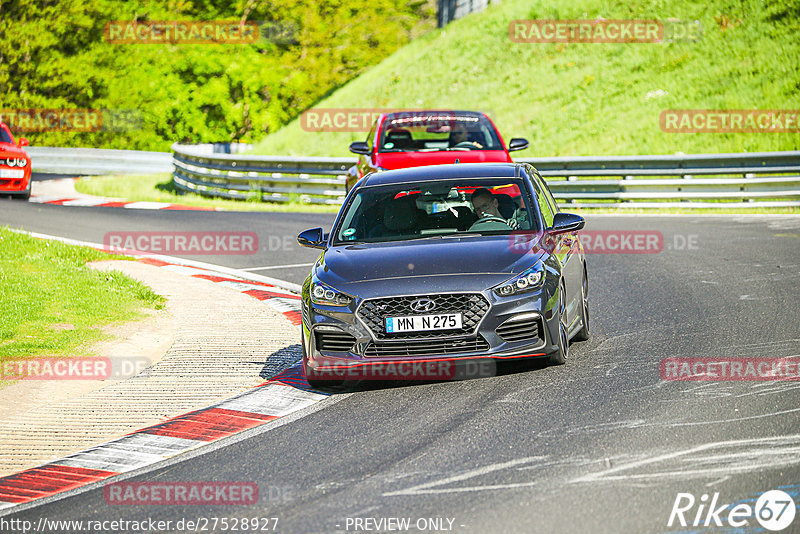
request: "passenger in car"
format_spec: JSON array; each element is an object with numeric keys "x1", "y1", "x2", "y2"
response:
[{"x1": 369, "y1": 197, "x2": 420, "y2": 238}]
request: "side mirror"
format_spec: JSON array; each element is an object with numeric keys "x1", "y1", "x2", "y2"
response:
[
  {"x1": 349, "y1": 141, "x2": 370, "y2": 155},
  {"x1": 17, "y1": 137, "x2": 29, "y2": 147},
  {"x1": 298, "y1": 227, "x2": 328, "y2": 249},
  {"x1": 549, "y1": 213, "x2": 585, "y2": 235},
  {"x1": 507, "y1": 138, "x2": 529, "y2": 152}
]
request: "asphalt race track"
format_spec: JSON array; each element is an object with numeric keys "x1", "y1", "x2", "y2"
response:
[{"x1": 1, "y1": 197, "x2": 799, "y2": 533}]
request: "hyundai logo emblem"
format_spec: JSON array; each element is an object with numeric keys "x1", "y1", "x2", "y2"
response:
[{"x1": 410, "y1": 298, "x2": 436, "y2": 313}]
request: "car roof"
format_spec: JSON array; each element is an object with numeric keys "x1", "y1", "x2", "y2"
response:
[{"x1": 361, "y1": 163, "x2": 524, "y2": 187}]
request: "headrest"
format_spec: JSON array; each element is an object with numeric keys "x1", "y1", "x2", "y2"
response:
[{"x1": 383, "y1": 198, "x2": 417, "y2": 231}]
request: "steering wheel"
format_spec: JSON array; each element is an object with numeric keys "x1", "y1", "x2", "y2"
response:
[
  {"x1": 453, "y1": 141, "x2": 483, "y2": 149},
  {"x1": 473, "y1": 215, "x2": 511, "y2": 227}
]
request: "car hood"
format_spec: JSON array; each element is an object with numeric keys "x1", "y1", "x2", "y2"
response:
[
  {"x1": 0, "y1": 143, "x2": 28, "y2": 158},
  {"x1": 315, "y1": 236, "x2": 546, "y2": 294},
  {"x1": 375, "y1": 150, "x2": 511, "y2": 170}
]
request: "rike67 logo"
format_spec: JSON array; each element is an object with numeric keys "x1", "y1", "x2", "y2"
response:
[{"x1": 668, "y1": 490, "x2": 796, "y2": 531}]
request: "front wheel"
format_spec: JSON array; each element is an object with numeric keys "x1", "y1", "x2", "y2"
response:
[
  {"x1": 548, "y1": 283, "x2": 569, "y2": 365},
  {"x1": 12, "y1": 180, "x2": 31, "y2": 201}
]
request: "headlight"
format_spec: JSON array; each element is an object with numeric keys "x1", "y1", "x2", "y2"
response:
[
  {"x1": 493, "y1": 265, "x2": 545, "y2": 297},
  {"x1": 311, "y1": 279, "x2": 353, "y2": 307}
]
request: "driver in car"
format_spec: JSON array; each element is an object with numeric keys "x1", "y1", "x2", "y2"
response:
[
  {"x1": 469, "y1": 188, "x2": 515, "y2": 231},
  {"x1": 449, "y1": 123, "x2": 483, "y2": 149}
]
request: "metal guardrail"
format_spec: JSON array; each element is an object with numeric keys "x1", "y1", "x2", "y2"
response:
[
  {"x1": 172, "y1": 144, "x2": 800, "y2": 208},
  {"x1": 27, "y1": 146, "x2": 173, "y2": 175},
  {"x1": 172, "y1": 143, "x2": 352, "y2": 205}
]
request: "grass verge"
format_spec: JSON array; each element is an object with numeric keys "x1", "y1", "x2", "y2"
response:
[
  {"x1": 0, "y1": 228, "x2": 166, "y2": 383},
  {"x1": 74, "y1": 174, "x2": 342, "y2": 213}
]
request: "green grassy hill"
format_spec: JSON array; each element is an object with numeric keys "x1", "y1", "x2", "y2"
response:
[{"x1": 252, "y1": 0, "x2": 800, "y2": 157}]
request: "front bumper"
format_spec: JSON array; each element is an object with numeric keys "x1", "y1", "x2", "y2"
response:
[
  {"x1": 302, "y1": 287, "x2": 561, "y2": 381},
  {"x1": 0, "y1": 166, "x2": 31, "y2": 193}
]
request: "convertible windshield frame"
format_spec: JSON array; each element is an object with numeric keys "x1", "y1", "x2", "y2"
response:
[{"x1": 331, "y1": 177, "x2": 540, "y2": 246}]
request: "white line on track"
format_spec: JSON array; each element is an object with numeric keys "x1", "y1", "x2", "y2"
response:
[
  {"x1": 240, "y1": 263, "x2": 314, "y2": 271},
  {"x1": 383, "y1": 457, "x2": 545, "y2": 496},
  {"x1": 10, "y1": 229, "x2": 302, "y2": 293}
]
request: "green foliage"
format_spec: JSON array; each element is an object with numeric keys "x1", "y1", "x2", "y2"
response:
[{"x1": 0, "y1": 0, "x2": 435, "y2": 150}]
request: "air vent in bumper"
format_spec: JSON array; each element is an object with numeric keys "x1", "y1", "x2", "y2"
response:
[
  {"x1": 315, "y1": 330, "x2": 357, "y2": 352},
  {"x1": 364, "y1": 336, "x2": 489, "y2": 358},
  {"x1": 496, "y1": 314, "x2": 543, "y2": 343}
]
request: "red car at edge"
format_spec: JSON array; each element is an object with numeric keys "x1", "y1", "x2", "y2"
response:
[
  {"x1": 346, "y1": 110, "x2": 528, "y2": 192},
  {"x1": 0, "y1": 121, "x2": 32, "y2": 200}
]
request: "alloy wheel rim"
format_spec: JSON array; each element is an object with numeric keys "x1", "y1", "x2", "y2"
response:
[
  {"x1": 582, "y1": 275, "x2": 589, "y2": 327},
  {"x1": 559, "y1": 287, "x2": 568, "y2": 359}
]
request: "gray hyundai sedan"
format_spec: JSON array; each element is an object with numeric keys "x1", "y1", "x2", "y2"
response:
[{"x1": 297, "y1": 163, "x2": 589, "y2": 386}]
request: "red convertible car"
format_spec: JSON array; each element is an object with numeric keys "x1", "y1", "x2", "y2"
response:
[
  {"x1": 346, "y1": 110, "x2": 528, "y2": 192},
  {"x1": 0, "y1": 122, "x2": 32, "y2": 200}
]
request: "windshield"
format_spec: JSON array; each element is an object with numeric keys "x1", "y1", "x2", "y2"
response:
[
  {"x1": 0, "y1": 126, "x2": 12, "y2": 144},
  {"x1": 378, "y1": 114, "x2": 503, "y2": 152},
  {"x1": 334, "y1": 179, "x2": 538, "y2": 244}
]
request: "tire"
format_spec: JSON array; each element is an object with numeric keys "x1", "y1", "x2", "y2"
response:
[
  {"x1": 11, "y1": 180, "x2": 31, "y2": 201},
  {"x1": 548, "y1": 282, "x2": 569, "y2": 365},
  {"x1": 573, "y1": 266, "x2": 590, "y2": 342}
]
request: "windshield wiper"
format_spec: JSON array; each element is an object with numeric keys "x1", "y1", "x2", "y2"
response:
[{"x1": 409, "y1": 233, "x2": 485, "y2": 241}]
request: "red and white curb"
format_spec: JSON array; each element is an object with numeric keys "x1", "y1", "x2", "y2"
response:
[
  {"x1": 29, "y1": 178, "x2": 218, "y2": 211},
  {"x1": 0, "y1": 363, "x2": 323, "y2": 510},
  {"x1": 137, "y1": 258, "x2": 302, "y2": 326},
  {"x1": 0, "y1": 234, "x2": 322, "y2": 511},
  {"x1": 30, "y1": 195, "x2": 217, "y2": 211}
]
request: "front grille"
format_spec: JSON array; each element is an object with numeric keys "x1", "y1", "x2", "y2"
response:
[
  {"x1": 314, "y1": 330, "x2": 356, "y2": 352},
  {"x1": 364, "y1": 336, "x2": 490, "y2": 358},
  {"x1": 496, "y1": 315, "x2": 543, "y2": 343},
  {"x1": 358, "y1": 293, "x2": 489, "y2": 340}
]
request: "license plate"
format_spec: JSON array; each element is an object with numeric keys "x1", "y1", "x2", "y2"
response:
[
  {"x1": 385, "y1": 313, "x2": 462, "y2": 333},
  {"x1": 0, "y1": 169, "x2": 24, "y2": 179}
]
